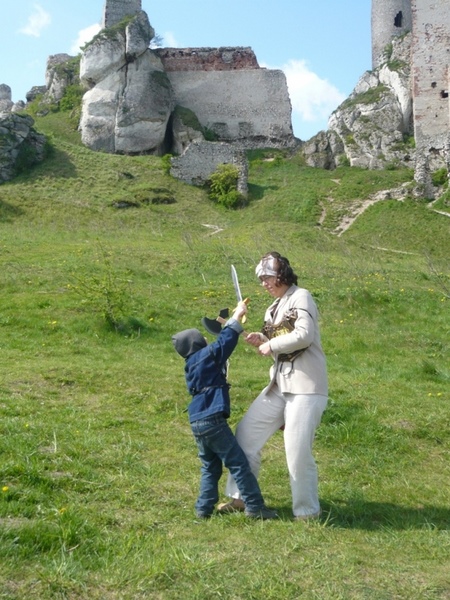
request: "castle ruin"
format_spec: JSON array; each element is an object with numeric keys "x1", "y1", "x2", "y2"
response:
[
  {"x1": 79, "y1": 0, "x2": 294, "y2": 164},
  {"x1": 372, "y1": 0, "x2": 450, "y2": 186},
  {"x1": 102, "y1": 0, "x2": 141, "y2": 29}
]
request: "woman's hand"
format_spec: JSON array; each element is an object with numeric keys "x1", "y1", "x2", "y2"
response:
[
  {"x1": 258, "y1": 341, "x2": 273, "y2": 357},
  {"x1": 245, "y1": 332, "x2": 267, "y2": 348}
]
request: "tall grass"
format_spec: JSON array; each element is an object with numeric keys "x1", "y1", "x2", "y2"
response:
[{"x1": 0, "y1": 113, "x2": 449, "y2": 599}]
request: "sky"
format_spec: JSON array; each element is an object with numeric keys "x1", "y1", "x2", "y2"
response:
[{"x1": 0, "y1": 1, "x2": 372, "y2": 141}]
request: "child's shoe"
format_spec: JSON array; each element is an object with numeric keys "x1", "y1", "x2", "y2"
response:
[{"x1": 244, "y1": 506, "x2": 278, "y2": 520}]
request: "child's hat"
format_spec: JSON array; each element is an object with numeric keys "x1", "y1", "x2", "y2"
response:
[{"x1": 172, "y1": 328, "x2": 207, "y2": 358}]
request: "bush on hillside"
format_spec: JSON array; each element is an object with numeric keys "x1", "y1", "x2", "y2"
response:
[{"x1": 207, "y1": 163, "x2": 245, "y2": 209}]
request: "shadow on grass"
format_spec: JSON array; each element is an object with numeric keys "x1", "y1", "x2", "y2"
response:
[
  {"x1": 8, "y1": 149, "x2": 78, "y2": 183},
  {"x1": 248, "y1": 183, "x2": 279, "y2": 201},
  {"x1": 318, "y1": 499, "x2": 450, "y2": 531},
  {"x1": 0, "y1": 199, "x2": 24, "y2": 222},
  {"x1": 36, "y1": 148, "x2": 78, "y2": 179}
]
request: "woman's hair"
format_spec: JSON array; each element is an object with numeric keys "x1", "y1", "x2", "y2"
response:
[{"x1": 262, "y1": 251, "x2": 298, "y2": 286}]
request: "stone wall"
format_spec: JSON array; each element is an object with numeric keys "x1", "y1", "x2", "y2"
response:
[
  {"x1": 156, "y1": 47, "x2": 259, "y2": 72},
  {"x1": 102, "y1": 0, "x2": 141, "y2": 28},
  {"x1": 411, "y1": 0, "x2": 450, "y2": 189},
  {"x1": 170, "y1": 141, "x2": 248, "y2": 195},
  {"x1": 166, "y1": 69, "x2": 294, "y2": 147}
]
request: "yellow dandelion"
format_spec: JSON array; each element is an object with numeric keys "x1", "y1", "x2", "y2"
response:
[{"x1": 2, "y1": 486, "x2": 9, "y2": 492}]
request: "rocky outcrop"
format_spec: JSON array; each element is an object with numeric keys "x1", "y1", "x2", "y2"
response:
[
  {"x1": 45, "y1": 54, "x2": 79, "y2": 102},
  {"x1": 26, "y1": 86, "x2": 47, "y2": 103},
  {"x1": 0, "y1": 113, "x2": 46, "y2": 183},
  {"x1": 0, "y1": 84, "x2": 14, "y2": 114},
  {"x1": 79, "y1": 11, "x2": 175, "y2": 154},
  {"x1": 169, "y1": 106, "x2": 205, "y2": 156},
  {"x1": 303, "y1": 34, "x2": 414, "y2": 171}
]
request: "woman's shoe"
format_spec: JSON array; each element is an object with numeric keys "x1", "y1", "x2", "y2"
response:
[{"x1": 217, "y1": 498, "x2": 245, "y2": 513}]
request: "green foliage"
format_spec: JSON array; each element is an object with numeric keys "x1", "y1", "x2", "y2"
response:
[
  {"x1": 203, "y1": 127, "x2": 219, "y2": 141},
  {"x1": 431, "y1": 167, "x2": 448, "y2": 187},
  {"x1": 384, "y1": 42, "x2": 394, "y2": 61},
  {"x1": 341, "y1": 85, "x2": 389, "y2": 111},
  {"x1": 387, "y1": 58, "x2": 408, "y2": 71},
  {"x1": 161, "y1": 153, "x2": 173, "y2": 175},
  {"x1": 82, "y1": 16, "x2": 134, "y2": 49},
  {"x1": 207, "y1": 163, "x2": 245, "y2": 209},
  {"x1": 25, "y1": 94, "x2": 58, "y2": 118},
  {"x1": 173, "y1": 105, "x2": 203, "y2": 132},
  {"x1": 151, "y1": 70, "x2": 171, "y2": 90},
  {"x1": 14, "y1": 141, "x2": 39, "y2": 174},
  {"x1": 53, "y1": 55, "x2": 80, "y2": 80},
  {"x1": 59, "y1": 84, "x2": 84, "y2": 113},
  {"x1": 69, "y1": 243, "x2": 147, "y2": 334}
]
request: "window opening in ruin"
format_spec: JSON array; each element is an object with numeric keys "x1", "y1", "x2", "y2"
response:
[
  {"x1": 431, "y1": 82, "x2": 437, "y2": 88},
  {"x1": 394, "y1": 12, "x2": 403, "y2": 27},
  {"x1": 441, "y1": 90, "x2": 449, "y2": 99}
]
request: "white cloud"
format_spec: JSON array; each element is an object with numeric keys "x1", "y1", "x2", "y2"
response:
[
  {"x1": 70, "y1": 24, "x2": 102, "y2": 55},
  {"x1": 162, "y1": 31, "x2": 179, "y2": 48},
  {"x1": 262, "y1": 58, "x2": 346, "y2": 138},
  {"x1": 19, "y1": 4, "x2": 51, "y2": 38},
  {"x1": 282, "y1": 58, "x2": 346, "y2": 123}
]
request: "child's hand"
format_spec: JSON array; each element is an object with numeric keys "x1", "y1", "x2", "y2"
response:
[
  {"x1": 246, "y1": 332, "x2": 267, "y2": 347},
  {"x1": 232, "y1": 300, "x2": 248, "y2": 322}
]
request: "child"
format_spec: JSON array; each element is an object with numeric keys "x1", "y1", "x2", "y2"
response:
[{"x1": 171, "y1": 301, "x2": 277, "y2": 520}]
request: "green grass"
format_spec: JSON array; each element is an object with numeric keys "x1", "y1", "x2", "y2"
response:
[{"x1": 0, "y1": 113, "x2": 449, "y2": 599}]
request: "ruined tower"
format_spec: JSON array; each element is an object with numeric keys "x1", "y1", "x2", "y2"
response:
[
  {"x1": 371, "y1": 0, "x2": 450, "y2": 190},
  {"x1": 371, "y1": 0, "x2": 412, "y2": 68},
  {"x1": 410, "y1": 0, "x2": 450, "y2": 185},
  {"x1": 102, "y1": 0, "x2": 142, "y2": 29}
]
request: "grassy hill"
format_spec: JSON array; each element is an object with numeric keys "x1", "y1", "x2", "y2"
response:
[{"x1": 0, "y1": 112, "x2": 449, "y2": 599}]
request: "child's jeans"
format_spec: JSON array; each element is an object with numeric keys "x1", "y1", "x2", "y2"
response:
[{"x1": 191, "y1": 413, "x2": 265, "y2": 515}]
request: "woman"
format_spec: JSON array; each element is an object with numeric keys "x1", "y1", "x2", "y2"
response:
[{"x1": 219, "y1": 252, "x2": 328, "y2": 520}]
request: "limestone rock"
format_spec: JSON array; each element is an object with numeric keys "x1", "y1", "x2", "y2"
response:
[
  {"x1": 80, "y1": 33, "x2": 126, "y2": 88},
  {"x1": 125, "y1": 10, "x2": 154, "y2": 60},
  {"x1": 12, "y1": 101, "x2": 26, "y2": 113},
  {"x1": 26, "y1": 86, "x2": 47, "y2": 103},
  {"x1": 0, "y1": 113, "x2": 46, "y2": 183},
  {"x1": 45, "y1": 54, "x2": 79, "y2": 102},
  {"x1": 302, "y1": 33, "x2": 414, "y2": 171},
  {"x1": 80, "y1": 11, "x2": 174, "y2": 154},
  {"x1": 80, "y1": 70, "x2": 126, "y2": 152},
  {"x1": 115, "y1": 52, "x2": 174, "y2": 154},
  {"x1": 170, "y1": 106, "x2": 205, "y2": 156},
  {"x1": 0, "y1": 84, "x2": 14, "y2": 114}
]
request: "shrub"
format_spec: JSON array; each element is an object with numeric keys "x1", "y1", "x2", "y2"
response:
[
  {"x1": 431, "y1": 167, "x2": 448, "y2": 187},
  {"x1": 161, "y1": 154, "x2": 173, "y2": 176},
  {"x1": 59, "y1": 84, "x2": 84, "y2": 113},
  {"x1": 207, "y1": 164, "x2": 245, "y2": 209}
]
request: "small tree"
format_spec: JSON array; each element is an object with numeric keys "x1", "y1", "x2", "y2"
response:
[{"x1": 207, "y1": 164, "x2": 245, "y2": 209}]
